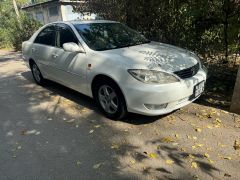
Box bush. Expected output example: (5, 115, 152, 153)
(0, 13, 42, 51)
(0, 28, 12, 48)
(7, 13, 42, 50)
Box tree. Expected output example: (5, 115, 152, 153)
(0, 0, 42, 50)
(13, 0, 21, 26)
(72, 0, 240, 61)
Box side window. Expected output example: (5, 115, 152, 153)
(34, 25, 56, 46)
(36, 11, 44, 24)
(49, 6, 58, 17)
(56, 24, 78, 48)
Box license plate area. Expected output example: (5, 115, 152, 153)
(194, 81, 205, 98)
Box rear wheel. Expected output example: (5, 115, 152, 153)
(30, 62, 45, 85)
(93, 79, 127, 119)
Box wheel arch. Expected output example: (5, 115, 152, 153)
(91, 74, 128, 106)
(29, 58, 35, 68)
(28, 58, 45, 79)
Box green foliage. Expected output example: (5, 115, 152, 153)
(0, 0, 42, 50)
(8, 13, 42, 50)
(75, 0, 240, 59)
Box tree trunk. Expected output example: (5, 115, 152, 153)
(125, 0, 134, 28)
(230, 66, 240, 114)
(13, 0, 20, 19)
(12, 0, 22, 28)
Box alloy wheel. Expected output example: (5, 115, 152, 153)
(98, 85, 119, 114)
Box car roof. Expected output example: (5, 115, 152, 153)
(69, 20, 119, 25)
(46, 20, 119, 27)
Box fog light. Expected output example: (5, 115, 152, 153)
(144, 103, 167, 110)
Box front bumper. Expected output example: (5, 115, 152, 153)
(122, 68, 207, 116)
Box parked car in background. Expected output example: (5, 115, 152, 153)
(22, 20, 207, 119)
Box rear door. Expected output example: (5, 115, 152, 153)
(32, 25, 56, 78)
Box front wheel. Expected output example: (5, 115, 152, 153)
(94, 81, 127, 119)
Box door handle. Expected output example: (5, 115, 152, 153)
(32, 48, 37, 52)
(52, 53, 58, 58)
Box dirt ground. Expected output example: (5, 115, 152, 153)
(0, 49, 240, 180)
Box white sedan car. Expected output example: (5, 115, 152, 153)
(22, 20, 207, 119)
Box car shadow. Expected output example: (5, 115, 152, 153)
(21, 71, 166, 125)
(21, 71, 99, 111)
(122, 112, 171, 125)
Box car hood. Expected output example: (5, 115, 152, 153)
(100, 41, 199, 72)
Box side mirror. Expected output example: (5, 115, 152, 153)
(63, 42, 84, 53)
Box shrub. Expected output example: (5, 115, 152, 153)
(7, 13, 42, 50)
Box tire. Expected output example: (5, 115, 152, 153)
(30, 62, 45, 85)
(93, 79, 127, 119)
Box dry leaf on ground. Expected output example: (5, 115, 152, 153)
(234, 140, 240, 150)
(93, 163, 103, 169)
(149, 153, 158, 159)
(89, 129, 94, 134)
(204, 153, 210, 158)
(111, 144, 120, 149)
(66, 119, 75, 123)
(208, 159, 214, 164)
(161, 137, 175, 143)
(193, 136, 197, 140)
(195, 128, 202, 132)
(166, 159, 174, 165)
(130, 160, 136, 164)
(20, 129, 40, 135)
(207, 125, 213, 129)
(224, 173, 231, 177)
(224, 156, 232, 160)
(188, 154, 195, 159)
(191, 162, 198, 169)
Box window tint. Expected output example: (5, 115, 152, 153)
(34, 25, 56, 46)
(56, 24, 78, 48)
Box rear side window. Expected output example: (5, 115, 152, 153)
(56, 24, 78, 48)
(34, 25, 56, 46)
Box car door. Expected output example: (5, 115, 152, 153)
(32, 25, 57, 78)
(48, 23, 88, 94)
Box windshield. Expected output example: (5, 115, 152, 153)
(74, 23, 150, 51)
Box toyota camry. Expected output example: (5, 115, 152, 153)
(22, 20, 207, 119)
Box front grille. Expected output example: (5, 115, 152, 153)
(174, 63, 200, 79)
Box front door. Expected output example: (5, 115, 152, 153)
(48, 23, 88, 94)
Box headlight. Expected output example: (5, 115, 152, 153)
(128, 69, 180, 84)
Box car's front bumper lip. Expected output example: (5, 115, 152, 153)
(123, 68, 207, 116)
